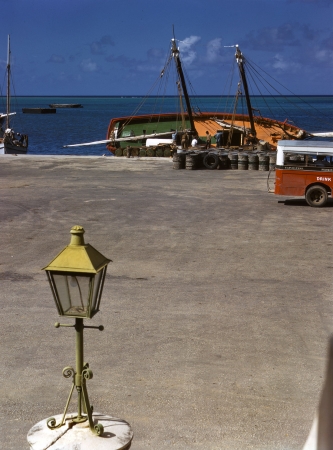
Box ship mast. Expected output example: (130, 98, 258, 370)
(6, 35, 10, 130)
(176, 80, 186, 131)
(171, 38, 196, 134)
(235, 45, 256, 137)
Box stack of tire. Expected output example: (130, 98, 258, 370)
(173, 150, 276, 171)
(114, 144, 175, 158)
(186, 152, 201, 170)
(173, 152, 186, 169)
(202, 152, 220, 170)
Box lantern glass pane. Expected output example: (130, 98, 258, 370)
(91, 269, 102, 313)
(53, 274, 92, 317)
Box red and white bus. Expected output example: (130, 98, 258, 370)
(271, 140, 333, 207)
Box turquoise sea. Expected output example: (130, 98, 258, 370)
(2, 95, 333, 155)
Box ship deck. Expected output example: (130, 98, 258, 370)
(109, 112, 302, 148)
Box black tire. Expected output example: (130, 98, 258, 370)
(203, 153, 219, 170)
(305, 185, 328, 207)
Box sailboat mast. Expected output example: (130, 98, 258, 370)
(235, 45, 256, 137)
(171, 38, 196, 133)
(6, 35, 10, 130)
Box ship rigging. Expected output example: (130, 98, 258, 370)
(64, 33, 333, 153)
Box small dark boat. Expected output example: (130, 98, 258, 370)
(22, 108, 56, 114)
(49, 104, 83, 108)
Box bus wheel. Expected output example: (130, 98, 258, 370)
(305, 185, 328, 207)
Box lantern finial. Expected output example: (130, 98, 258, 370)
(70, 225, 85, 246)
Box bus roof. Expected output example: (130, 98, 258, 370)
(277, 140, 333, 154)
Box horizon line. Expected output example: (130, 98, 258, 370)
(9, 94, 333, 98)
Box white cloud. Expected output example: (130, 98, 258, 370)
(272, 54, 288, 70)
(272, 53, 300, 72)
(80, 59, 97, 72)
(315, 49, 333, 63)
(206, 38, 222, 63)
(178, 35, 201, 65)
(90, 35, 114, 55)
(47, 54, 65, 64)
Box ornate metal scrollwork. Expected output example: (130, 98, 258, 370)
(82, 367, 93, 380)
(62, 366, 75, 378)
(48, 318, 105, 436)
(46, 376, 75, 430)
(46, 417, 57, 429)
(94, 423, 104, 436)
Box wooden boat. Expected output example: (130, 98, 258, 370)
(22, 108, 56, 114)
(64, 34, 332, 154)
(104, 41, 312, 155)
(49, 104, 83, 108)
(0, 36, 28, 155)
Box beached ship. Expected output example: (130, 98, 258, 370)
(65, 34, 332, 155)
(104, 40, 321, 156)
(0, 36, 28, 155)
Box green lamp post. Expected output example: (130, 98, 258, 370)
(42, 225, 111, 436)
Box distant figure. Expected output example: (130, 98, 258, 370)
(4, 128, 14, 143)
(110, 130, 115, 144)
(181, 132, 189, 149)
(214, 130, 223, 148)
(191, 137, 198, 147)
(205, 131, 211, 149)
(172, 130, 178, 145)
(316, 155, 330, 167)
(13, 132, 21, 145)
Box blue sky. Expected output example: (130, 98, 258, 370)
(1, 0, 332, 95)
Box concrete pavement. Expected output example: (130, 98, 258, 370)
(0, 155, 332, 449)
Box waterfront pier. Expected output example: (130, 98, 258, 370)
(0, 156, 331, 449)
